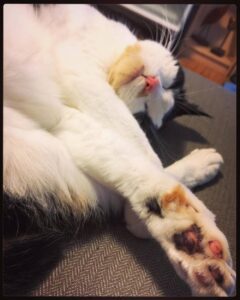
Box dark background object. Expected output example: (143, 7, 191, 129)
(230, 72, 236, 84)
(210, 17, 236, 57)
(93, 4, 197, 55)
(191, 5, 229, 46)
(178, 4, 236, 85)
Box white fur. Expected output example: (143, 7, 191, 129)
(3, 4, 235, 296)
(165, 148, 224, 188)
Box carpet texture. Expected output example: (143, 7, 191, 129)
(32, 69, 236, 296)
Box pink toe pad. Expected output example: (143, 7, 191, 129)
(209, 240, 223, 258)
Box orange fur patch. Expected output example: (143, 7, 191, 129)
(108, 43, 144, 90)
(162, 185, 188, 210)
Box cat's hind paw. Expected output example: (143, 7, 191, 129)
(168, 148, 224, 188)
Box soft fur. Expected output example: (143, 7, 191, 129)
(3, 4, 235, 296)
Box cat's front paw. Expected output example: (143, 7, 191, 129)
(179, 148, 223, 188)
(144, 184, 235, 296)
(174, 250, 236, 296)
(169, 225, 236, 296)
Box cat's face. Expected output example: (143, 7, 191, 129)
(108, 40, 208, 129)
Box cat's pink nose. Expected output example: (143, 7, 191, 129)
(145, 76, 159, 93)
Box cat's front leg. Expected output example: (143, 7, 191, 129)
(124, 148, 224, 239)
(165, 148, 224, 189)
(55, 108, 235, 296)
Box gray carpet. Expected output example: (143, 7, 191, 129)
(32, 69, 236, 296)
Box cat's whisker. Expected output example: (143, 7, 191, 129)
(157, 23, 162, 44)
(171, 10, 190, 55)
(158, 24, 162, 45)
(159, 23, 165, 46)
(173, 45, 189, 60)
(175, 37, 192, 51)
(174, 39, 190, 57)
(158, 5, 171, 49)
(163, 5, 174, 50)
(175, 100, 208, 116)
(169, 31, 176, 54)
(167, 30, 174, 51)
(141, 19, 154, 40)
(167, 31, 174, 51)
(162, 25, 169, 49)
(156, 21, 163, 46)
(155, 22, 159, 42)
(171, 24, 185, 55)
(175, 101, 200, 115)
(158, 23, 166, 47)
(160, 25, 168, 48)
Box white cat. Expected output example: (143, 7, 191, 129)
(3, 4, 235, 296)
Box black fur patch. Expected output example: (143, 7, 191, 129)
(4, 193, 76, 238)
(3, 192, 105, 239)
(163, 64, 211, 123)
(146, 197, 163, 218)
(3, 232, 65, 296)
(3, 192, 107, 295)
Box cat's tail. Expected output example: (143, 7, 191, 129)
(3, 231, 66, 296)
(3, 191, 103, 296)
(3, 192, 69, 296)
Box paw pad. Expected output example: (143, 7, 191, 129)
(173, 224, 203, 254)
(209, 240, 223, 258)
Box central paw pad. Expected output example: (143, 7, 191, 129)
(173, 224, 203, 254)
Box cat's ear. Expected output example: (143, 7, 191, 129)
(108, 43, 144, 91)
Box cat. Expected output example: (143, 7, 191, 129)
(3, 4, 235, 296)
